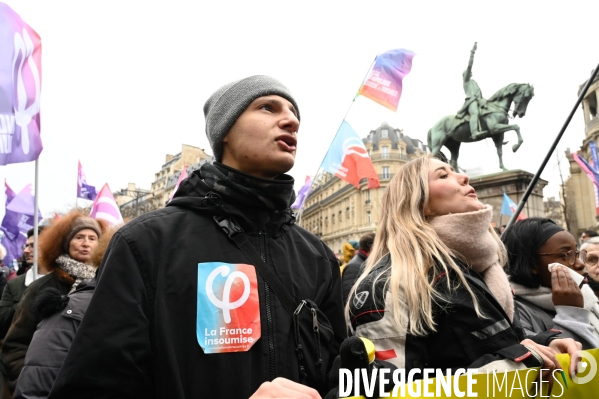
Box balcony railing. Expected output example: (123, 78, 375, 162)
(371, 153, 408, 161)
(586, 117, 599, 133)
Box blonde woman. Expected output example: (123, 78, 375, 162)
(348, 155, 581, 380)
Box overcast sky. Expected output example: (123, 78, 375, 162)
(2, 0, 598, 217)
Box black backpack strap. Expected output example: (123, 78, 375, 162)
(213, 215, 297, 316)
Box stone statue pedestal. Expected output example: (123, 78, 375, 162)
(469, 170, 547, 227)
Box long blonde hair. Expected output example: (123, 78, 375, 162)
(347, 155, 503, 336)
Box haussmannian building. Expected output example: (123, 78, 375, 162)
(115, 144, 212, 220)
(565, 72, 599, 234)
(299, 123, 428, 256)
(114, 183, 153, 220)
(150, 144, 211, 207)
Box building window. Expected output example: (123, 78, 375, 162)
(331, 214, 335, 225)
(382, 146, 389, 159)
(367, 211, 371, 225)
(589, 95, 598, 119)
(381, 129, 388, 138)
(338, 211, 343, 227)
(382, 166, 390, 179)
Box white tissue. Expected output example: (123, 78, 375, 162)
(548, 262, 585, 286)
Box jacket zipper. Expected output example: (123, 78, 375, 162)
(260, 230, 276, 380)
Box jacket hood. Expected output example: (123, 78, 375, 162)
(342, 243, 355, 264)
(168, 162, 296, 233)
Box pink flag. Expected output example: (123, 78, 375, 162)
(0, 3, 43, 165)
(89, 183, 123, 225)
(572, 152, 599, 188)
(358, 48, 415, 112)
(169, 167, 188, 202)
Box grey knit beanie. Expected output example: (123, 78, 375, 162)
(63, 217, 102, 252)
(203, 75, 300, 162)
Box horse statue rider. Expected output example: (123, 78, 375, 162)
(455, 42, 487, 140)
(427, 43, 535, 171)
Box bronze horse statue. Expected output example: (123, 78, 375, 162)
(427, 83, 534, 171)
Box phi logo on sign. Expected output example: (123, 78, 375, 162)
(206, 265, 250, 323)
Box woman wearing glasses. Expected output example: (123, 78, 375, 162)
(580, 237, 599, 299)
(502, 218, 599, 349)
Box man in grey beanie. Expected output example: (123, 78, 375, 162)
(48, 75, 345, 399)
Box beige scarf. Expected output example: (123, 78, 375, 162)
(430, 205, 514, 321)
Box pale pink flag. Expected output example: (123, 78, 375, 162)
(169, 167, 188, 202)
(89, 183, 123, 225)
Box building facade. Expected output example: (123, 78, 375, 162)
(299, 123, 428, 256)
(114, 183, 153, 220)
(565, 73, 599, 234)
(115, 144, 212, 220)
(469, 170, 548, 227)
(544, 196, 567, 229)
(150, 144, 211, 207)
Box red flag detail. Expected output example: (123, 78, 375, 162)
(375, 349, 397, 361)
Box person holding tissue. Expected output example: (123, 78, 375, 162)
(502, 218, 599, 349)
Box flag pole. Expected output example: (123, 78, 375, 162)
(503, 61, 599, 235)
(32, 159, 39, 281)
(296, 53, 380, 224)
(76, 160, 79, 209)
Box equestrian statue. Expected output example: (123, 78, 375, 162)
(427, 42, 535, 171)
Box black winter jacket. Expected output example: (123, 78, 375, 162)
(14, 279, 95, 399)
(349, 256, 559, 376)
(342, 251, 367, 305)
(2, 272, 71, 393)
(0, 274, 27, 339)
(48, 163, 346, 399)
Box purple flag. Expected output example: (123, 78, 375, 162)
(0, 3, 43, 165)
(0, 180, 32, 264)
(1, 234, 24, 265)
(291, 176, 312, 210)
(6, 183, 41, 216)
(77, 160, 97, 200)
(0, 180, 19, 239)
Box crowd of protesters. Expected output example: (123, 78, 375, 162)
(0, 75, 596, 399)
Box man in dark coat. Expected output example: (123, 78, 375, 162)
(342, 233, 374, 304)
(0, 228, 44, 340)
(48, 76, 346, 399)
